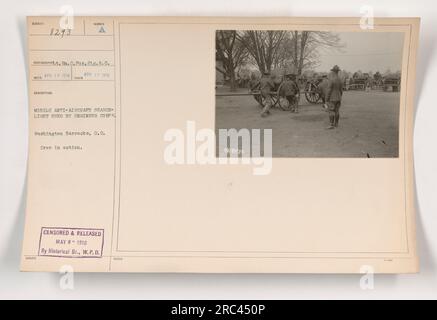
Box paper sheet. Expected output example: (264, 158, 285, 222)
(21, 16, 419, 273)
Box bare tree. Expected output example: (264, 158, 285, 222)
(288, 31, 343, 75)
(215, 31, 248, 90)
(236, 31, 287, 74)
(216, 30, 343, 90)
(235, 30, 342, 76)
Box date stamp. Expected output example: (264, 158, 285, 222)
(38, 227, 104, 258)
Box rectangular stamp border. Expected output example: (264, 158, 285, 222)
(38, 227, 105, 259)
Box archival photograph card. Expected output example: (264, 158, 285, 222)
(21, 17, 419, 273)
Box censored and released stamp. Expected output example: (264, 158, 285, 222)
(38, 227, 104, 258)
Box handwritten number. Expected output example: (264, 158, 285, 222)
(50, 28, 72, 38)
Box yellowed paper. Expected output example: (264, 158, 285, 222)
(21, 16, 419, 273)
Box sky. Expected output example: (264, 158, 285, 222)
(315, 32, 405, 74)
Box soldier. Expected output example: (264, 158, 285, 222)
(280, 72, 300, 113)
(260, 71, 274, 117)
(326, 65, 343, 129)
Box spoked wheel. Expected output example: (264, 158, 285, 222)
(277, 83, 300, 111)
(304, 82, 321, 104)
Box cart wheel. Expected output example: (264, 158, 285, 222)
(277, 84, 300, 111)
(304, 82, 321, 104)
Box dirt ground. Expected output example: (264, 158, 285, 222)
(215, 87, 400, 157)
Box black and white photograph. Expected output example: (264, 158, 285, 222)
(215, 30, 404, 157)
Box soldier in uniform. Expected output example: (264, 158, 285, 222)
(280, 72, 300, 113)
(326, 65, 343, 129)
(260, 71, 275, 117)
